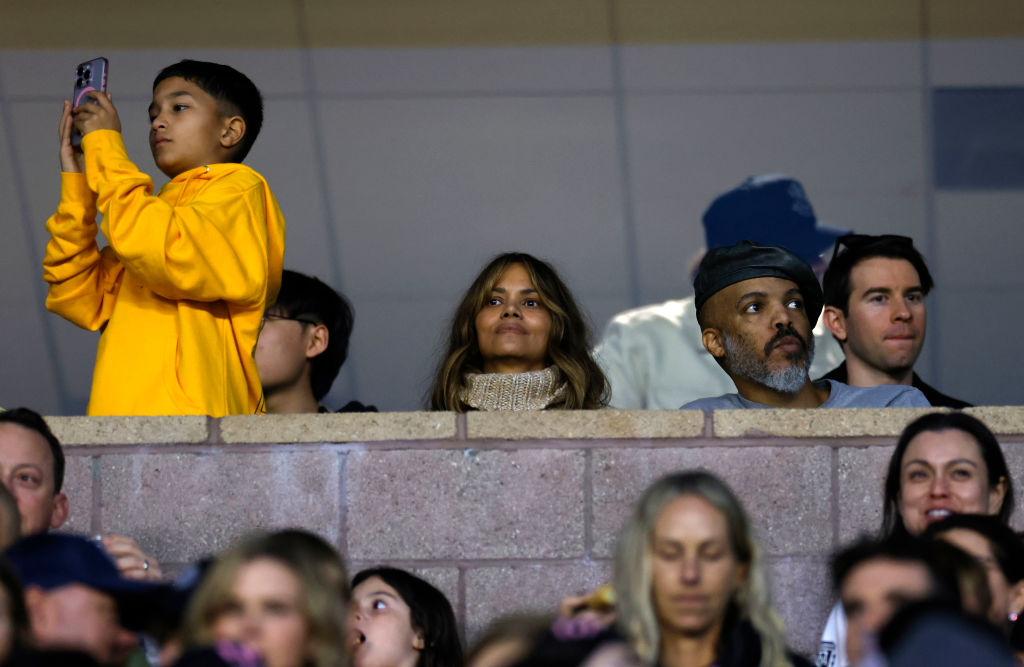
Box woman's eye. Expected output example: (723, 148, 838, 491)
(906, 469, 927, 481)
(372, 599, 387, 611)
(487, 298, 501, 306)
(265, 601, 292, 615)
(951, 468, 972, 480)
(173, 104, 188, 112)
(524, 299, 539, 307)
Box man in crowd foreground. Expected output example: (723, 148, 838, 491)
(820, 233, 971, 408)
(7, 533, 162, 665)
(680, 241, 930, 410)
(0, 408, 161, 580)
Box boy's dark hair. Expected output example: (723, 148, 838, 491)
(352, 567, 464, 667)
(153, 59, 263, 162)
(823, 234, 934, 314)
(0, 408, 64, 493)
(270, 270, 354, 401)
(832, 537, 962, 609)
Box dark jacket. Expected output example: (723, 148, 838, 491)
(819, 362, 971, 409)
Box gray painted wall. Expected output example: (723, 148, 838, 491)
(2, 39, 1022, 413)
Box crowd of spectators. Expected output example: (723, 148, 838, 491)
(0, 408, 1022, 666)
(10, 53, 1018, 667)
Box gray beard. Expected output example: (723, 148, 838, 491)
(723, 331, 813, 395)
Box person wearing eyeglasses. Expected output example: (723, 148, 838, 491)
(819, 234, 971, 408)
(254, 270, 376, 414)
(680, 241, 930, 410)
(594, 175, 847, 410)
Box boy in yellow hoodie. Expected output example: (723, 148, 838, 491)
(43, 60, 286, 416)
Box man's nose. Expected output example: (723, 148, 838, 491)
(892, 299, 912, 321)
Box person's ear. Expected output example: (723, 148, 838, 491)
(305, 324, 329, 360)
(701, 327, 725, 360)
(49, 492, 69, 531)
(220, 115, 246, 150)
(822, 306, 848, 344)
(412, 628, 425, 651)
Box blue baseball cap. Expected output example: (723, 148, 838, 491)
(6, 533, 165, 630)
(702, 175, 850, 264)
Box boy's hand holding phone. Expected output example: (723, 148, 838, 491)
(73, 90, 122, 136)
(58, 100, 84, 173)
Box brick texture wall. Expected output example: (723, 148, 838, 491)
(47, 407, 1024, 657)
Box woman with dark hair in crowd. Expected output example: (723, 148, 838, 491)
(614, 470, 808, 667)
(180, 530, 349, 667)
(818, 411, 1015, 666)
(348, 567, 463, 667)
(428, 252, 608, 412)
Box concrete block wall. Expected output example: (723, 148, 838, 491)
(48, 407, 1024, 657)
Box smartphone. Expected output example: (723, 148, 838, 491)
(71, 57, 108, 147)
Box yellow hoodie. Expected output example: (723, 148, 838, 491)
(43, 130, 286, 416)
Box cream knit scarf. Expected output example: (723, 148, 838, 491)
(460, 366, 567, 411)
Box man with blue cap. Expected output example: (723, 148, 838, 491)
(7, 533, 164, 665)
(595, 175, 847, 409)
(680, 241, 929, 409)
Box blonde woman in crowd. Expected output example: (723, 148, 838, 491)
(429, 252, 608, 412)
(614, 471, 809, 667)
(180, 530, 349, 667)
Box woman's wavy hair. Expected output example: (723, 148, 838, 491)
(428, 252, 608, 411)
(613, 471, 792, 667)
(183, 529, 349, 667)
(882, 412, 1013, 540)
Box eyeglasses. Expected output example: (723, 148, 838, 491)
(830, 233, 916, 265)
(259, 313, 320, 332)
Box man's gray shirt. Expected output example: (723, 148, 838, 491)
(680, 379, 931, 410)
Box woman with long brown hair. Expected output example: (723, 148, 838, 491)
(429, 252, 608, 412)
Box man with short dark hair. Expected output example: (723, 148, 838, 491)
(822, 537, 961, 667)
(820, 234, 970, 408)
(0, 408, 162, 581)
(680, 241, 930, 409)
(0, 408, 68, 536)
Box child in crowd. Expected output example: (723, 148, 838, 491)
(255, 270, 376, 414)
(43, 59, 286, 416)
(349, 567, 464, 667)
